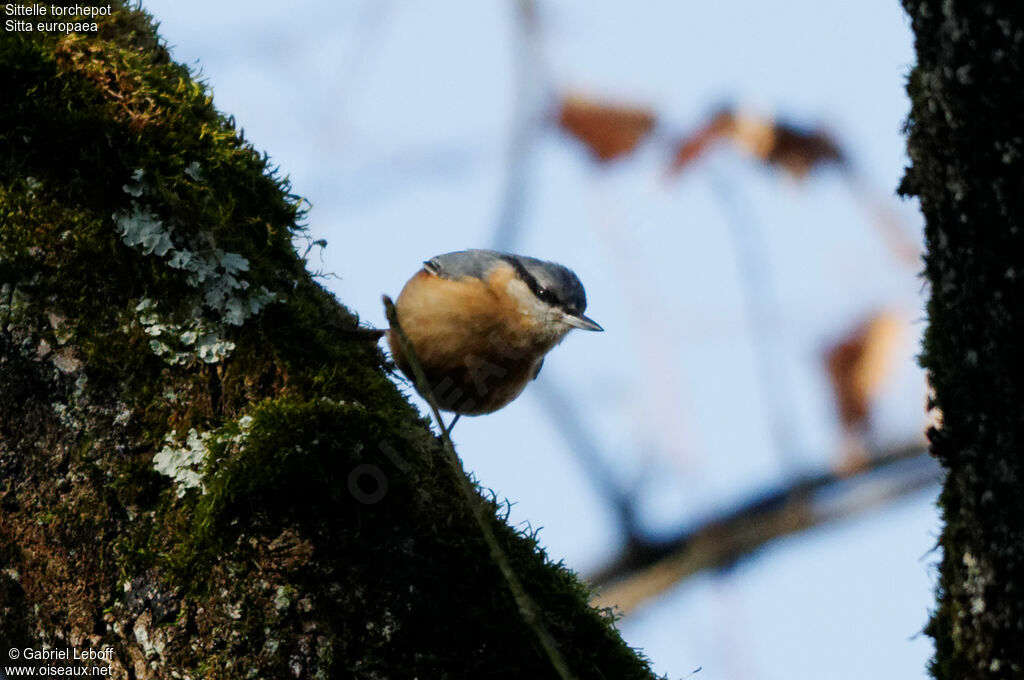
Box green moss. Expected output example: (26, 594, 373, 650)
(169, 398, 400, 576)
(1, 4, 659, 678)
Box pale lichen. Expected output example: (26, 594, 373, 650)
(153, 429, 210, 497)
(135, 297, 236, 365)
(116, 170, 276, 329)
(152, 416, 256, 497)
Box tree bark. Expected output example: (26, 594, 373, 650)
(901, 2, 1024, 677)
(0, 6, 656, 679)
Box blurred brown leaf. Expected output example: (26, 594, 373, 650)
(558, 94, 656, 163)
(669, 107, 846, 179)
(825, 311, 905, 432)
(760, 119, 845, 178)
(668, 108, 737, 175)
(668, 109, 735, 174)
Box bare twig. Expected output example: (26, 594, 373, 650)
(383, 295, 578, 680)
(532, 379, 642, 541)
(588, 442, 936, 615)
(492, 0, 547, 251)
(706, 163, 801, 467)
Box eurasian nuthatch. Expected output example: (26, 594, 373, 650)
(388, 249, 602, 418)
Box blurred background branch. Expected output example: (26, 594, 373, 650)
(589, 440, 935, 615)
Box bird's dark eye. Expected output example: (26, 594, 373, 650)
(535, 286, 557, 304)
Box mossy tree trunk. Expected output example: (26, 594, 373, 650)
(901, 2, 1024, 677)
(0, 5, 657, 679)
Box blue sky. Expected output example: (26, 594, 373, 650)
(141, 1, 938, 677)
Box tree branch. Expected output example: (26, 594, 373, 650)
(589, 442, 936, 615)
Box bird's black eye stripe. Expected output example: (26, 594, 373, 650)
(501, 256, 541, 294)
(501, 255, 575, 311)
(535, 286, 556, 304)
(501, 255, 532, 282)
(505, 258, 551, 300)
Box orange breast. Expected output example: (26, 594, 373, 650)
(387, 263, 548, 415)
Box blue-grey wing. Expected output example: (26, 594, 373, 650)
(424, 249, 507, 281)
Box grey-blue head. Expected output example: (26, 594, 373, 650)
(425, 249, 603, 332)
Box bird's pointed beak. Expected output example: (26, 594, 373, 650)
(564, 312, 603, 332)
